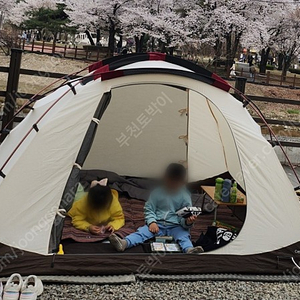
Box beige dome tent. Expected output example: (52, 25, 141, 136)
(0, 53, 299, 276)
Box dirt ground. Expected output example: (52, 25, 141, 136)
(0, 52, 299, 129)
(227, 81, 300, 120)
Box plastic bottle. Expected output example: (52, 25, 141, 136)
(230, 181, 237, 203)
(214, 178, 224, 201)
(221, 179, 232, 203)
(57, 244, 64, 255)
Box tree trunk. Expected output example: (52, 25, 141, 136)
(278, 53, 284, 71)
(85, 30, 95, 46)
(135, 34, 145, 53)
(134, 37, 140, 53)
(282, 54, 292, 79)
(213, 38, 223, 66)
(96, 29, 101, 46)
(151, 37, 155, 52)
(225, 32, 232, 69)
(259, 47, 270, 74)
(225, 32, 239, 69)
(232, 34, 241, 62)
(108, 21, 115, 57)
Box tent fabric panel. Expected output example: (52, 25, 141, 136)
(0, 80, 104, 255)
(0, 86, 72, 182)
(49, 92, 112, 252)
(188, 91, 228, 181)
(198, 88, 300, 255)
(83, 84, 188, 178)
(208, 103, 245, 189)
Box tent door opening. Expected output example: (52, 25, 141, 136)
(52, 83, 246, 255)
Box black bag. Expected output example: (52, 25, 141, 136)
(194, 226, 237, 252)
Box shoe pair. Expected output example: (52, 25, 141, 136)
(1, 274, 43, 300)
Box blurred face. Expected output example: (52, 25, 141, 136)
(87, 184, 112, 210)
(164, 177, 185, 192)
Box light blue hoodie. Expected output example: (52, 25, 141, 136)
(144, 186, 192, 229)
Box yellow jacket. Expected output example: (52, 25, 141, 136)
(68, 189, 125, 232)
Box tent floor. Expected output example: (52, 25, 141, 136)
(61, 205, 245, 254)
(1, 240, 300, 276)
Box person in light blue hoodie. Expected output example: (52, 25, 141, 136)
(109, 163, 204, 254)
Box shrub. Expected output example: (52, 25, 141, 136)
(266, 64, 275, 70)
(289, 68, 300, 75)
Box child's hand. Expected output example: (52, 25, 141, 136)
(186, 215, 197, 225)
(149, 223, 159, 234)
(105, 225, 115, 233)
(89, 225, 102, 235)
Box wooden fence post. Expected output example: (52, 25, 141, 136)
(234, 76, 247, 102)
(1, 49, 23, 135)
(52, 41, 56, 54)
(74, 46, 77, 59)
(293, 74, 296, 88)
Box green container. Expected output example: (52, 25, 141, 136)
(214, 178, 224, 200)
(230, 181, 237, 203)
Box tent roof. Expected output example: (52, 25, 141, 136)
(87, 52, 231, 92)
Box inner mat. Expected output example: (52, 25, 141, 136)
(83, 84, 188, 177)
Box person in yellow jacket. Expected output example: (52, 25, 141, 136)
(68, 181, 125, 235)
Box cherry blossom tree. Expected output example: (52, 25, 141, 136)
(120, 0, 190, 54)
(65, 0, 132, 56)
(118, 0, 152, 53)
(0, 0, 16, 29)
(9, 0, 73, 43)
(272, 5, 300, 77)
(196, 0, 249, 66)
(241, 2, 276, 73)
(9, 0, 56, 27)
